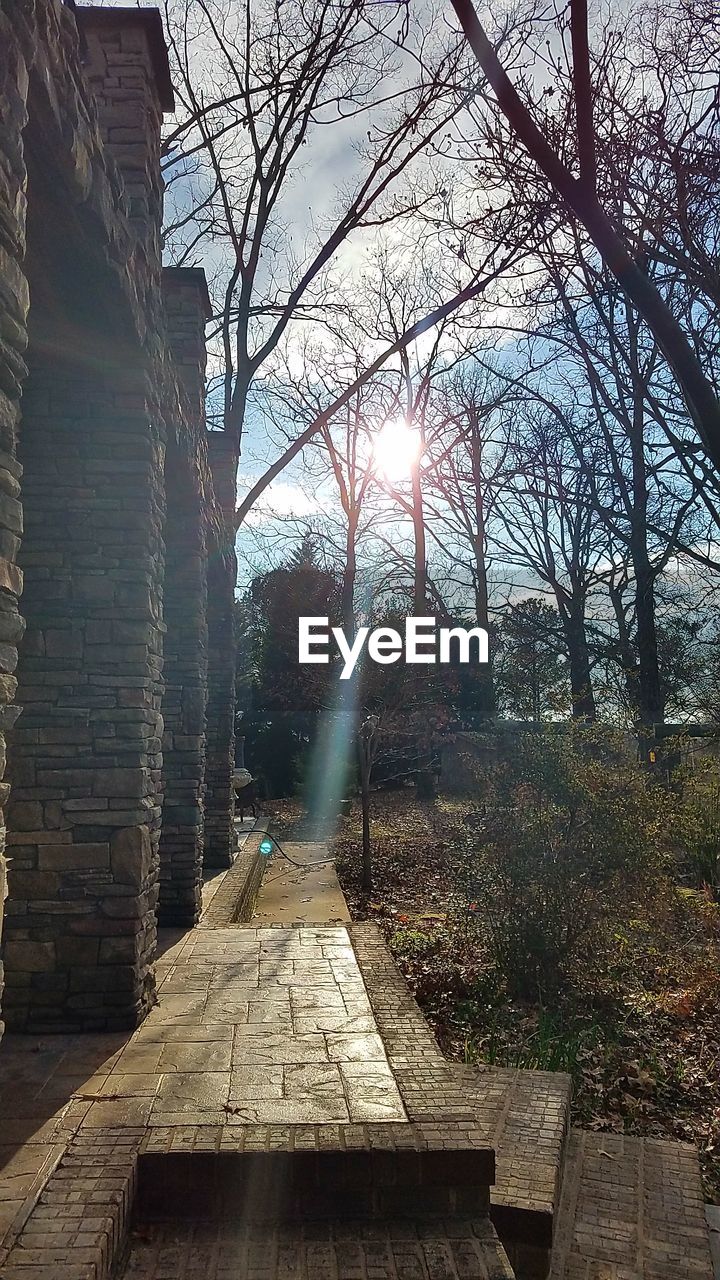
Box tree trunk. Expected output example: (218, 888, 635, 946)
(410, 449, 436, 796)
(561, 603, 596, 720)
(411, 457, 427, 614)
(342, 516, 358, 639)
(633, 558, 663, 727)
(627, 325, 664, 730)
(226, 361, 252, 443)
(359, 752, 372, 891)
(470, 422, 496, 721)
(608, 581, 641, 721)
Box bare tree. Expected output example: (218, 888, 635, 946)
(492, 400, 604, 720)
(163, 0, 468, 443)
(449, 0, 720, 476)
(234, 251, 519, 526)
(421, 366, 510, 721)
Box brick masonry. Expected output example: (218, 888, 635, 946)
(550, 1129, 714, 1280)
(0, 907, 715, 1278)
(0, 1124, 142, 1280)
(122, 1217, 516, 1280)
(349, 924, 570, 1277)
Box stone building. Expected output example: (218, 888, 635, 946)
(0, 0, 239, 1035)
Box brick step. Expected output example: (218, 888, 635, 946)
(137, 1120, 495, 1223)
(549, 1130, 715, 1280)
(122, 1215, 517, 1279)
(349, 924, 572, 1276)
(455, 1064, 571, 1278)
(391, 1061, 571, 1279)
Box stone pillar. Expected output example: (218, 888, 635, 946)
(0, 8, 30, 1041)
(204, 432, 238, 868)
(157, 269, 211, 925)
(78, 7, 174, 273)
(162, 269, 211, 421)
(2, 350, 166, 1032)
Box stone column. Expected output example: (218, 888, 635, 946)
(204, 432, 239, 868)
(79, 7, 174, 274)
(157, 270, 211, 925)
(0, 7, 30, 1041)
(2, 351, 166, 1032)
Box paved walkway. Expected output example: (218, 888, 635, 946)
(0, 818, 716, 1280)
(0, 829, 404, 1245)
(251, 841, 351, 926)
(98, 923, 406, 1127)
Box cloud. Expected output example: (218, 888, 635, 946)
(238, 480, 329, 527)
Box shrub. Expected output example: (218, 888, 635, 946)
(461, 729, 671, 999)
(673, 756, 720, 894)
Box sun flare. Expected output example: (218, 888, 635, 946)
(371, 420, 422, 483)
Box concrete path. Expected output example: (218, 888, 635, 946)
(0, 827, 402, 1249)
(97, 923, 407, 1127)
(251, 840, 351, 926)
(0, 924, 406, 1146)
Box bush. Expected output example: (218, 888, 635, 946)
(673, 756, 720, 894)
(461, 729, 671, 999)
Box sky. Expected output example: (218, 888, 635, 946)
(81, 1, 720, 625)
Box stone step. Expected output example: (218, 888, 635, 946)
(137, 1120, 496, 1223)
(549, 1130, 715, 1280)
(122, 1215, 517, 1279)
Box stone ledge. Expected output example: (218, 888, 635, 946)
(200, 819, 268, 927)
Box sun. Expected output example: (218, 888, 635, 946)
(371, 420, 422, 483)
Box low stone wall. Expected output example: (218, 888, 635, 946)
(201, 823, 269, 928)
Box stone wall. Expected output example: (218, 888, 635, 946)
(0, 0, 237, 1032)
(4, 347, 165, 1029)
(81, 7, 171, 276)
(157, 271, 212, 926)
(204, 432, 239, 869)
